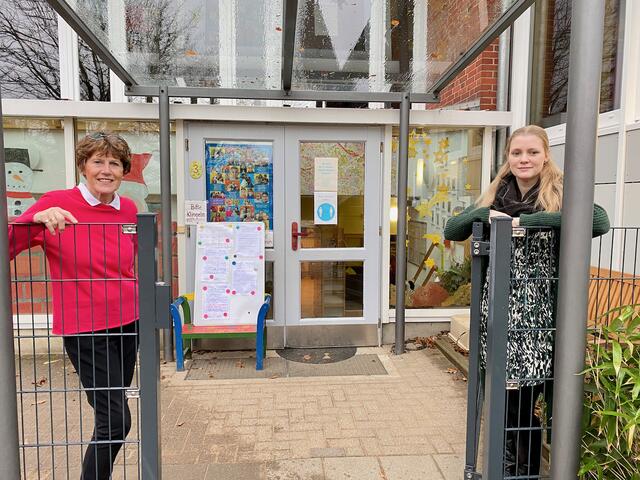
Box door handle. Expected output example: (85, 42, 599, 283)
(291, 222, 309, 251)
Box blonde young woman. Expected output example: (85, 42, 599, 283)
(445, 125, 609, 476)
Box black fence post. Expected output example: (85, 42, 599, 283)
(483, 217, 512, 479)
(464, 222, 488, 479)
(137, 213, 164, 479)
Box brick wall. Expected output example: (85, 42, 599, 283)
(426, 0, 500, 110)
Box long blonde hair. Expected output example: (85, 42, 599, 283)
(477, 125, 564, 212)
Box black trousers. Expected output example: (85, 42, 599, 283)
(64, 321, 138, 480)
(505, 383, 545, 477)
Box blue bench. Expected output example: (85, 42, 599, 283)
(170, 293, 271, 371)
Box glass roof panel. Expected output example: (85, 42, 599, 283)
(67, 0, 283, 89)
(292, 0, 517, 94)
(61, 0, 519, 93)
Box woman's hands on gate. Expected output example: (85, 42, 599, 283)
(34, 207, 78, 234)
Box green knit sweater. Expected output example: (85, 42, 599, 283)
(444, 204, 610, 241)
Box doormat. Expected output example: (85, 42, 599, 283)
(275, 347, 357, 364)
(184, 354, 387, 380)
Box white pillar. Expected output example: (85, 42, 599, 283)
(368, 0, 386, 109)
(264, 0, 284, 107)
(509, 6, 533, 129)
(108, 0, 127, 102)
(57, 17, 80, 101)
(219, 0, 237, 105)
(412, 0, 428, 110)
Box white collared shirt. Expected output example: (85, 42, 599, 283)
(77, 183, 121, 210)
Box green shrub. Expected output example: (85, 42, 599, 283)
(438, 257, 471, 295)
(580, 305, 640, 480)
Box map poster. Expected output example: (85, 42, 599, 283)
(205, 141, 274, 246)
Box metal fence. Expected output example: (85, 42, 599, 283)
(5, 214, 168, 480)
(464, 221, 640, 480)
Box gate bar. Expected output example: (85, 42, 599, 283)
(464, 222, 487, 478)
(0, 84, 22, 480)
(394, 92, 410, 354)
(159, 86, 174, 362)
(551, 1, 606, 477)
(138, 213, 163, 479)
(482, 217, 512, 479)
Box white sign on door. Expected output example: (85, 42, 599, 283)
(314, 157, 338, 192)
(314, 191, 338, 225)
(184, 200, 207, 225)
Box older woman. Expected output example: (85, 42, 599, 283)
(445, 125, 609, 477)
(9, 132, 138, 480)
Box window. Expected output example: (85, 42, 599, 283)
(3, 117, 66, 214)
(530, 0, 622, 127)
(390, 127, 483, 309)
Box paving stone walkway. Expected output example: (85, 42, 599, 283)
(15, 346, 469, 479)
(158, 347, 468, 480)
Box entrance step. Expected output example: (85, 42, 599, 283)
(448, 314, 470, 352)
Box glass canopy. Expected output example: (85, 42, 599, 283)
(57, 0, 523, 96)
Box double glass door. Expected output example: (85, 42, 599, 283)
(184, 123, 382, 346)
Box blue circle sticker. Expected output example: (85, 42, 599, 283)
(317, 203, 335, 222)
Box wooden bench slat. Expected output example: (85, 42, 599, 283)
(182, 324, 257, 335)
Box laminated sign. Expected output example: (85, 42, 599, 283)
(193, 222, 265, 326)
(314, 192, 338, 225)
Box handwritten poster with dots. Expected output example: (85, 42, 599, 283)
(193, 222, 265, 326)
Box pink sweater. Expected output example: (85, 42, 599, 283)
(8, 188, 139, 335)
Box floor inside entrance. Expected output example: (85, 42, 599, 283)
(160, 346, 467, 479)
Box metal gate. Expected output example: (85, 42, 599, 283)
(464, 219, 640, 479)
(5, 214, 169, 480)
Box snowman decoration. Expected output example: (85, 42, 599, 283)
(5, 148, 37, 219)
(118, 152, 152, 212)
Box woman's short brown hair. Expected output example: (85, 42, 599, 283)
(76, 132, 132, 174)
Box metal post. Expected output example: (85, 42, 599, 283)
(551, 1, 606, 478)
(159, 86, 174, 362)
(464, 222, 487, 478)
(137, 213, 162, 479)
(483, 217, 511, 479)
(0, 84, 22, 480)
(394, 92, 410, 355)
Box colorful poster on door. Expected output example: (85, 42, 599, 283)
(205, 140, 274, 246)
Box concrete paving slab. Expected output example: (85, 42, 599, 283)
(432, 453, 465, 480)
(265, 458, 324, 480)
(378, 455, 443, 480)
(203, 462, 263, 480)
(323, 457, 383, 480)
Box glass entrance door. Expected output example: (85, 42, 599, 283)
(284, 127, 382, 346)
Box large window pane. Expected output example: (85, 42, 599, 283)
(76, 120, 177, 212)
(3, 117, 66, 218)
(4, 117, 65, 325)
(0, 0, 60, 99)
(299, 142, 365, 248)
(390, 128, 483, 309)
(530, 0, 621, 127)
(301, 261, 364, 318)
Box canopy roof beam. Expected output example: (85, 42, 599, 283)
(46, 0, 137, 87)
(125, 86, 438, 103)
(282, 0, 299, 92)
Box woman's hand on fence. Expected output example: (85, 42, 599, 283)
(33, 208, 78, 234)
(511, 217, 520, 228)
(489, 209, 511, 224)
